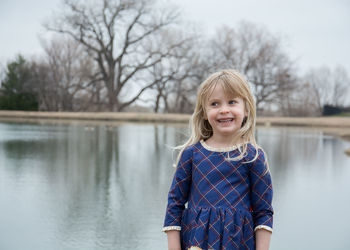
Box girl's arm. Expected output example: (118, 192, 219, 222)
(255, 229, 272, 250)
(163, 147, 193, 247)
(249, 148, 274, 248)
(166, 230, 181, 250)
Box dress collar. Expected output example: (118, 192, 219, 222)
(200, 140, 242, 152)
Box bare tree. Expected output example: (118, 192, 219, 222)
(0, 63, 5, 88)
(32, 36, 97, 111)
(332, 66, 350, 106)
(277, 77, 320, 116)
(30, 62, 54, 111)
(169, 55, 213, 113)
(44, 0, 180, 111)
(207, 22, 296, 113)
(304, 67, 331, 114)
(144, 28, 202, 113)
(302, 65, 350, 115)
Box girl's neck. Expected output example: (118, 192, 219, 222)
(205, 134, 243, 148)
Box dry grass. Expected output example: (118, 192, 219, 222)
(1, 110, 350, 125)
(1, 110, 350, 145)
(0, 111, 191, 123)
(257, 116, 350, 128)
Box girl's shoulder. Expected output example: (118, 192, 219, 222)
(184, 142, 199, 151)
(180, 143, 198, 159)
(244, 143, 267, 162)
(245, 143, 261, 153)
(185, 141, 203, 152)
(180, 141, 206, 159)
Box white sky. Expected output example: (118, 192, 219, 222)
(1, 0, 349, 74)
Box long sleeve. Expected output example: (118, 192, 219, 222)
(249, 148, 274, 232)
(162, 146, 193, 232)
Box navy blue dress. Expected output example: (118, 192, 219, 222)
(163, 141, 273, 250)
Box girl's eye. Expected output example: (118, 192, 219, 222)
(229, 100, 237, 104)
(210, 102, 219, 106)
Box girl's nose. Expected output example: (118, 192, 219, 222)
(219, 106, 229, 114)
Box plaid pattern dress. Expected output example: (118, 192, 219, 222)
(163, 141, 273, 250)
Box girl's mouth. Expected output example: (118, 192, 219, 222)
(218, 118, 233, 123)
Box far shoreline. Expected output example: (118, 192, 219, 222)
(1, 111, 350, 153)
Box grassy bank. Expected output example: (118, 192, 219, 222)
(0, 110, 191, 123)
(1, 110, 350, 127)
(1, 110, 350, 147)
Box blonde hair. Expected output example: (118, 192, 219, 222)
(175, 69, 260, 165)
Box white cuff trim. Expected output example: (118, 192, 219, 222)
(162, 226, 181, 232)
(254, 225, 273, 233)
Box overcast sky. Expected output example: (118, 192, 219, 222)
(1, 0, 349, 74)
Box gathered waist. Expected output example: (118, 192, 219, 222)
(186, 205, 251, 216)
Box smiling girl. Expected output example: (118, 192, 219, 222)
(162, 69, 274, 250)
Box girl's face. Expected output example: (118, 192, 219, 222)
(205, 83, 246, 142)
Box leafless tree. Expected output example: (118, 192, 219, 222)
(332, 66, 350, 106)
(144, 29, 203, 113)
(303, 67, 331, 115)
(302, 65, 350, 115)
(277, 78, 319, 116)
(30, 62, 53, 111)
(207, 22, 296, 113)
(44, 0, 180, 111)
(0, 63, 5, 87)
(32, 36, 97, 111)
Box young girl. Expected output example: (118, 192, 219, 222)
(162, 69, 273, 250)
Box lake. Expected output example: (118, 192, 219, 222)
(0, 121, 349, 250)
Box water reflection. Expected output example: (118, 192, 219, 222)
(0, 122, 349, 250)
(257, 126, 350, 250)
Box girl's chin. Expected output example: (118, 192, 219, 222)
(218, 122, 233, 126)
(216, 120, 235, 126)
(214, 128, 240, 135)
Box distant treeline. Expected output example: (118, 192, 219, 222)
(0, 0, 349, 116)
(323, 105, 350, 116)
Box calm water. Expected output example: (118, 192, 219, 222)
(0, 121, 349, 250)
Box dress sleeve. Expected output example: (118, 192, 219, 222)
(162, 147, 193, 232)
(249, 148, 274, 233)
